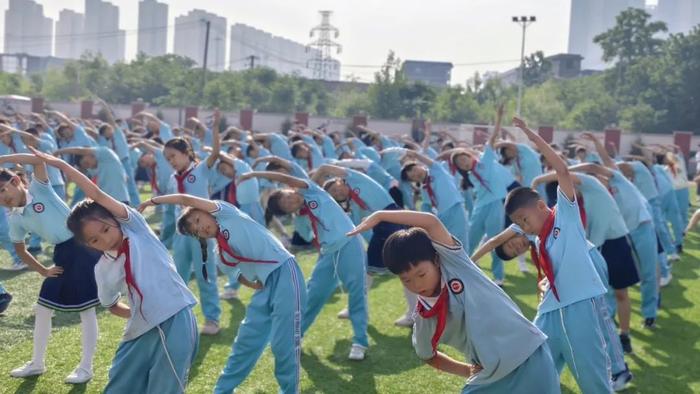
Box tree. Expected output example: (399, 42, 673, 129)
(521, 51, 553, 86)
(594, 8, 667, 66)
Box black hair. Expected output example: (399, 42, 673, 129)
(655, 154, 666, 165)
(66, 199, 118, 245)
(322, 177, 350, 211)
(164, 137, 196, 162)
(290, 142, 304, 158)
(494, 244, 516, 261)
(459, 171, 474, 191)
(0, 168, 16, 183)
(266, 190, 286, 217)
(152, 137, 164, 145)
(499, 146, 514, 166)
(382, 227, 438, 275)
(441, 141, 455, 151)
(545, 181, 559, 208)
(56, 124, 71, 137)
(400, 162, 419, 182)
(24, 127, 39, 136)
(504, 187, 541, 217)
(289, 135, 304, 144)
(266, 161, 285, 172)
(176, 207, 209, 279)
(98, 124, 111, 136)
(246, 144, 255, 156)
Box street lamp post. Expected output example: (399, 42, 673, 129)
(512, 15, 536, 116)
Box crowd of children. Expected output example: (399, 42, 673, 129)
(0, 101, 695, 394)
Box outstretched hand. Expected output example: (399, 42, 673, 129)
(346, 213, 382, 237)
(137, 200, 155, 213)
(28, 146, 63, 167)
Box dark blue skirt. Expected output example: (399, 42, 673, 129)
(367, 203, 406, 273)
(600, 235, 641, 290)
(38, 237, 101, 312)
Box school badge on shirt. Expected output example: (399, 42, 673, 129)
(553, 227, 560, 239)
(187, 174, 196, 183)
(222, 229, 230, 240)
(308, 200, 318, 209)
(448, 278, 464, 294)
(32, 202, 45, 213)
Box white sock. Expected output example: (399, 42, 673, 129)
(517, 254, 528, 269)
(79, 307, 98, 372)
(403, 286, 417, 318)
(31, 304, 52, 367)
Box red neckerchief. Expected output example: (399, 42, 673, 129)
(116, 238, 147, 319)
(149, 164, 160, 195)
(174, 165, 194, 194)
(422, 174, 438, 208)
(299, 201, 323, 250)
(577, 194, 587, 228)
(416, 285, 449, 354)
(306, 156, 313, 171)
(470, 159, 491, 192)
(215, 230, 276, 267)
(528, 208, 560, 301)
(448, 161, 457, 175)
(225, 181, 237, 206)
(346, 185, 368, 210)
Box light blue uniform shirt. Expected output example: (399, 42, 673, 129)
(60, 125, 97, 148)
(535, 188, 607, 314)
(366, 162, 395, 191)
(158, 121, 174, 142)
(413, 237, 547, 385)
(470, 145, 507, 209)
(212, 201, 292, 284)
(421, 162, 464, 214)
(576, 173, 628, 247)
(609, 170, 652, 232)
(209, 159, 259, 205)
(269, 134, 292, 160)
(168, 161, 211, 199)
(358, 146, 381, 163)
(299, 181, 355, 253)
(516, 144, 542, 186)
(651, 164, 673, 195)
(94, 147, 129, 203)
(628, 161, 658, 200)
(153, 149, 174, 192)
(319, 135, 336, 159)
(8, 177, 73, 244)
(37, 140, 65, 186)
(345, 169, 394, 223)
(94, 206, 196, 341)
(380, 147, 407, 180)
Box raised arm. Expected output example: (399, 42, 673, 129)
(239, 171, 308, 189)
(421, 120, 432, 150)
(252, 156, 292, 171)
(513, 117, 576, 200)
(54, 147, 95, 157)
(204, 109, 221, 169)
(28, 147, 128, 219)
(0, 124, 39, 146)
(311, 164, 348, 184)
(581, 132, 616, 169)
(347, 210, 453, 246)
(95, 98, 117, 128)
(403, 149, 434, 166)
(47, 110, 77, 130)
(470, 227, 519, 262)
(488, 104, 505, 147)
(0, 154, 48, 182)
(138, 193, 217, 213)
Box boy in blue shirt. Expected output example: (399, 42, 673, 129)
(347, 209, 559, 393)
(505, 117, 612, 393)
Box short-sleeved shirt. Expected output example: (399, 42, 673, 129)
(366, 161, 395, 190)
(299, 181, 355, 253)
(412, 238, 546, 386)
(153, 149, 174, 192)
(380, 147, 407, 181)
(515, 144, 542, 186)
(168, 161, 211, 199)
(37, 140, 65, 186)
(470, 145, 507, 208)
(8, 177, 73, 244)
(320, 135, 337, 159)
(269, 134, 292, 160)
(158, 121, 174, 142)
(535, 188, 607, 313)
(94, 206, 196, 341)
(209, 159, 259, 205)
(212, 202, 292, 284)
(421, 162, 464, 214)
(651, 164, 673, 195)
(345, 169, 395, 224)
(576, 173, 629, 246)
(608, 170, 652, 232)
(94, 147, 129, 203)
(628, 161, 658, 200)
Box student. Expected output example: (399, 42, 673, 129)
(580, 133, 659, 328)
(53, 146, 130, 205)
(0, 282, 11, 313)
(506, 117, 612, 393)
(163, 110, 222, 335)
(470, 228, 633, 391)
(347, 209, 559, 393)
(291, 140, 325, 172)
(312, 164, 413, 327)
(241, 170, 369, 361)
(140, 194, 306, 394)
(30, 146, 199, 393)
(400, 150, 470, 251)
(0, 154, 100, 384)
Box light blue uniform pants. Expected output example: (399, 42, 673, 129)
(594, 295, 626, 376)
(302, 236, 368, 348)
(650, 197, 673, 279)
(674, 187, 690, 231)
(121, 158, 141, 207)
(159, 203, 176, 249)
(439, 203, 470, 251)
(172, 234, 221, 323)
(535, 299, 612, 394)
(214, 259, 307, 394)
(468, 200, 505, 281)
(0, 209, 20, 264)
(660, 191, 684, 249)
(104, 307, 199, 394)
(629, 221, 659, 319)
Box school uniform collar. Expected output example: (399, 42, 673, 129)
(11, 190, 32, 215)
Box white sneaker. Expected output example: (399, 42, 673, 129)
(348, 344, 367, 361)
(660, 274, 672, 287)
(394, 314, 414, 328)
(337, 308, 349, 319)
(220, 288, 239, 300)
(668, 253, 680, 262)
(200, 320, 220, 335)
(517, 255, 529, 273)
(7, 262, 27, 271)
(10, 361, 45, 378)
(65, 366, 93, 384)
(494, 279, 504, 287)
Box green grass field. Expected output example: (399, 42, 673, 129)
(0, 194, 699, 393)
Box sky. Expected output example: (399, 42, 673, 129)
(0, 0, 649, 85)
